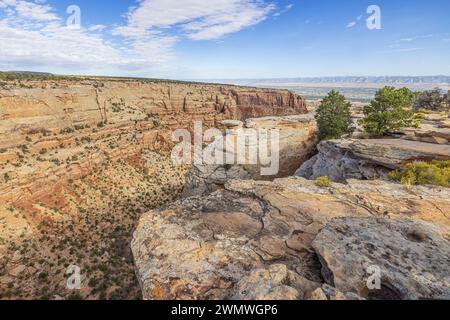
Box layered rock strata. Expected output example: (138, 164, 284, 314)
(0, 79, 307, 204)
(296, 138, 450, 182)
(182, 115, 317, 197)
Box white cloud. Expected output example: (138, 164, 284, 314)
(392, 47, 424, 52)
(1, 0, 58, 21)
(273, 3, 293, 17)
(0, 0, 178, 74)
(346, 21, 356, 28)
(88, 24, 106, 32)
(113, 0, 275, 40)
(0, 0, 277, 75)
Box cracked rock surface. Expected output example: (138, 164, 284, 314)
(132, 177, 450, 300)
(313, 217, 450, 300)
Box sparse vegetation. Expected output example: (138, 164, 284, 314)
(60, 127, 75, 135)
(413, 88, 449, 112)
(388, 161, 450, 187)
(315, 176, 331, 188)
(315, 90, 353, 141)
(359, 86, 419, 136)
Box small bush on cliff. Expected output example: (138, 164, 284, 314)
(315, 176, 331, 188)
(413, 88, 449, 112)
(388, 161, 450, 187)
(359, 86, 419, 136)
(315, 90, 353, 141)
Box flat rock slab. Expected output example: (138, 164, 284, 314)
(297, 138, 450, 182)
(334, 139, 450, 168)
(313, 217, 450, 300)
(133, 177, 450, 300)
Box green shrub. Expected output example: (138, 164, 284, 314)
(359, 86, 419, 136)
(413, 88, 449, 112)
(388, 161, 450, 187)
(60, 127, 75, 134)
(315, 90, 353, 141)
(315, 176, 331, 188)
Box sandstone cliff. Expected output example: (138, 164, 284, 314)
(296, 138, 450, 182)
(0, 79, 307, 204)
(0, 78, 308, 300)
(132, 177, 450, 300)
(183, 114, 317, 197)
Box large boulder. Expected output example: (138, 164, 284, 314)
(132, 177, 450, 300)
(313, 217, 450, 300)
(296, 138, 450, 182)
(397, 124, 450, 145)
(183, 115, 317, 197)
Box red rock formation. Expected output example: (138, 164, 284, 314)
(0, 79, 308, 204)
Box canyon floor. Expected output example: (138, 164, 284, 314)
(0, 150, 189, 299)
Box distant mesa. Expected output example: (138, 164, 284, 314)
(7, 71, 54, 76)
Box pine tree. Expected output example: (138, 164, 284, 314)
(359, 86, 419, 136)
(315, 90, 353, 141)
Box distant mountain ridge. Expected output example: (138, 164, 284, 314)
(8, 71, 53, 75)
(207, 76, 450, 85)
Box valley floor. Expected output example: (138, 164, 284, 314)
(0, 151, 189, 300)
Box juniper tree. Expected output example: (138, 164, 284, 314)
(315, 90, 353, 141)
(359, 86, 419, 136)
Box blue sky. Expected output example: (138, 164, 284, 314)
(0, 0, 449, 79)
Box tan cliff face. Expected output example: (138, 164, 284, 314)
(132, 177, 450, 300)
(0, 79, 307, 203)
(0, 78, 308, 300)
(0, 79, 306, 141)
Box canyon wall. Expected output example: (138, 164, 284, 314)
(0, 79, 307, 204)
(0, 78, 309, 299)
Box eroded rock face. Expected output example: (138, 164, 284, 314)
(296, 138, 450, 182)
(0, 79, 307, 204)
(132, 177, 450, 300)
(0, 78, 308, 299)
(398, 124, 450, 145)
(313, 218, 450, 300)
(183, 115, 317, 197)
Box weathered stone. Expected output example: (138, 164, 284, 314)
(133, 177, 450, 300)
(399, 124, 450, 145)
(9, 264, 26, 277)
(0, 79, 308, 204)
(308, 285, 364, 300)
(313, 217, 450, 300)
(233, 264, 301, 300)
(296, 139, 450, 182)
(183, 115, 317, 197)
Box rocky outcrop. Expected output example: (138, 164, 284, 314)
(132, 177, 450, 300)
(0, 79, 307, 204)
(0, 78, 308, 299)
(313, 217, 450, 300)
(296, 138, 450, 182)
(397, 124, 450, 145)
(0, 79, 307, 144)
(183, 115, 317, 197)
